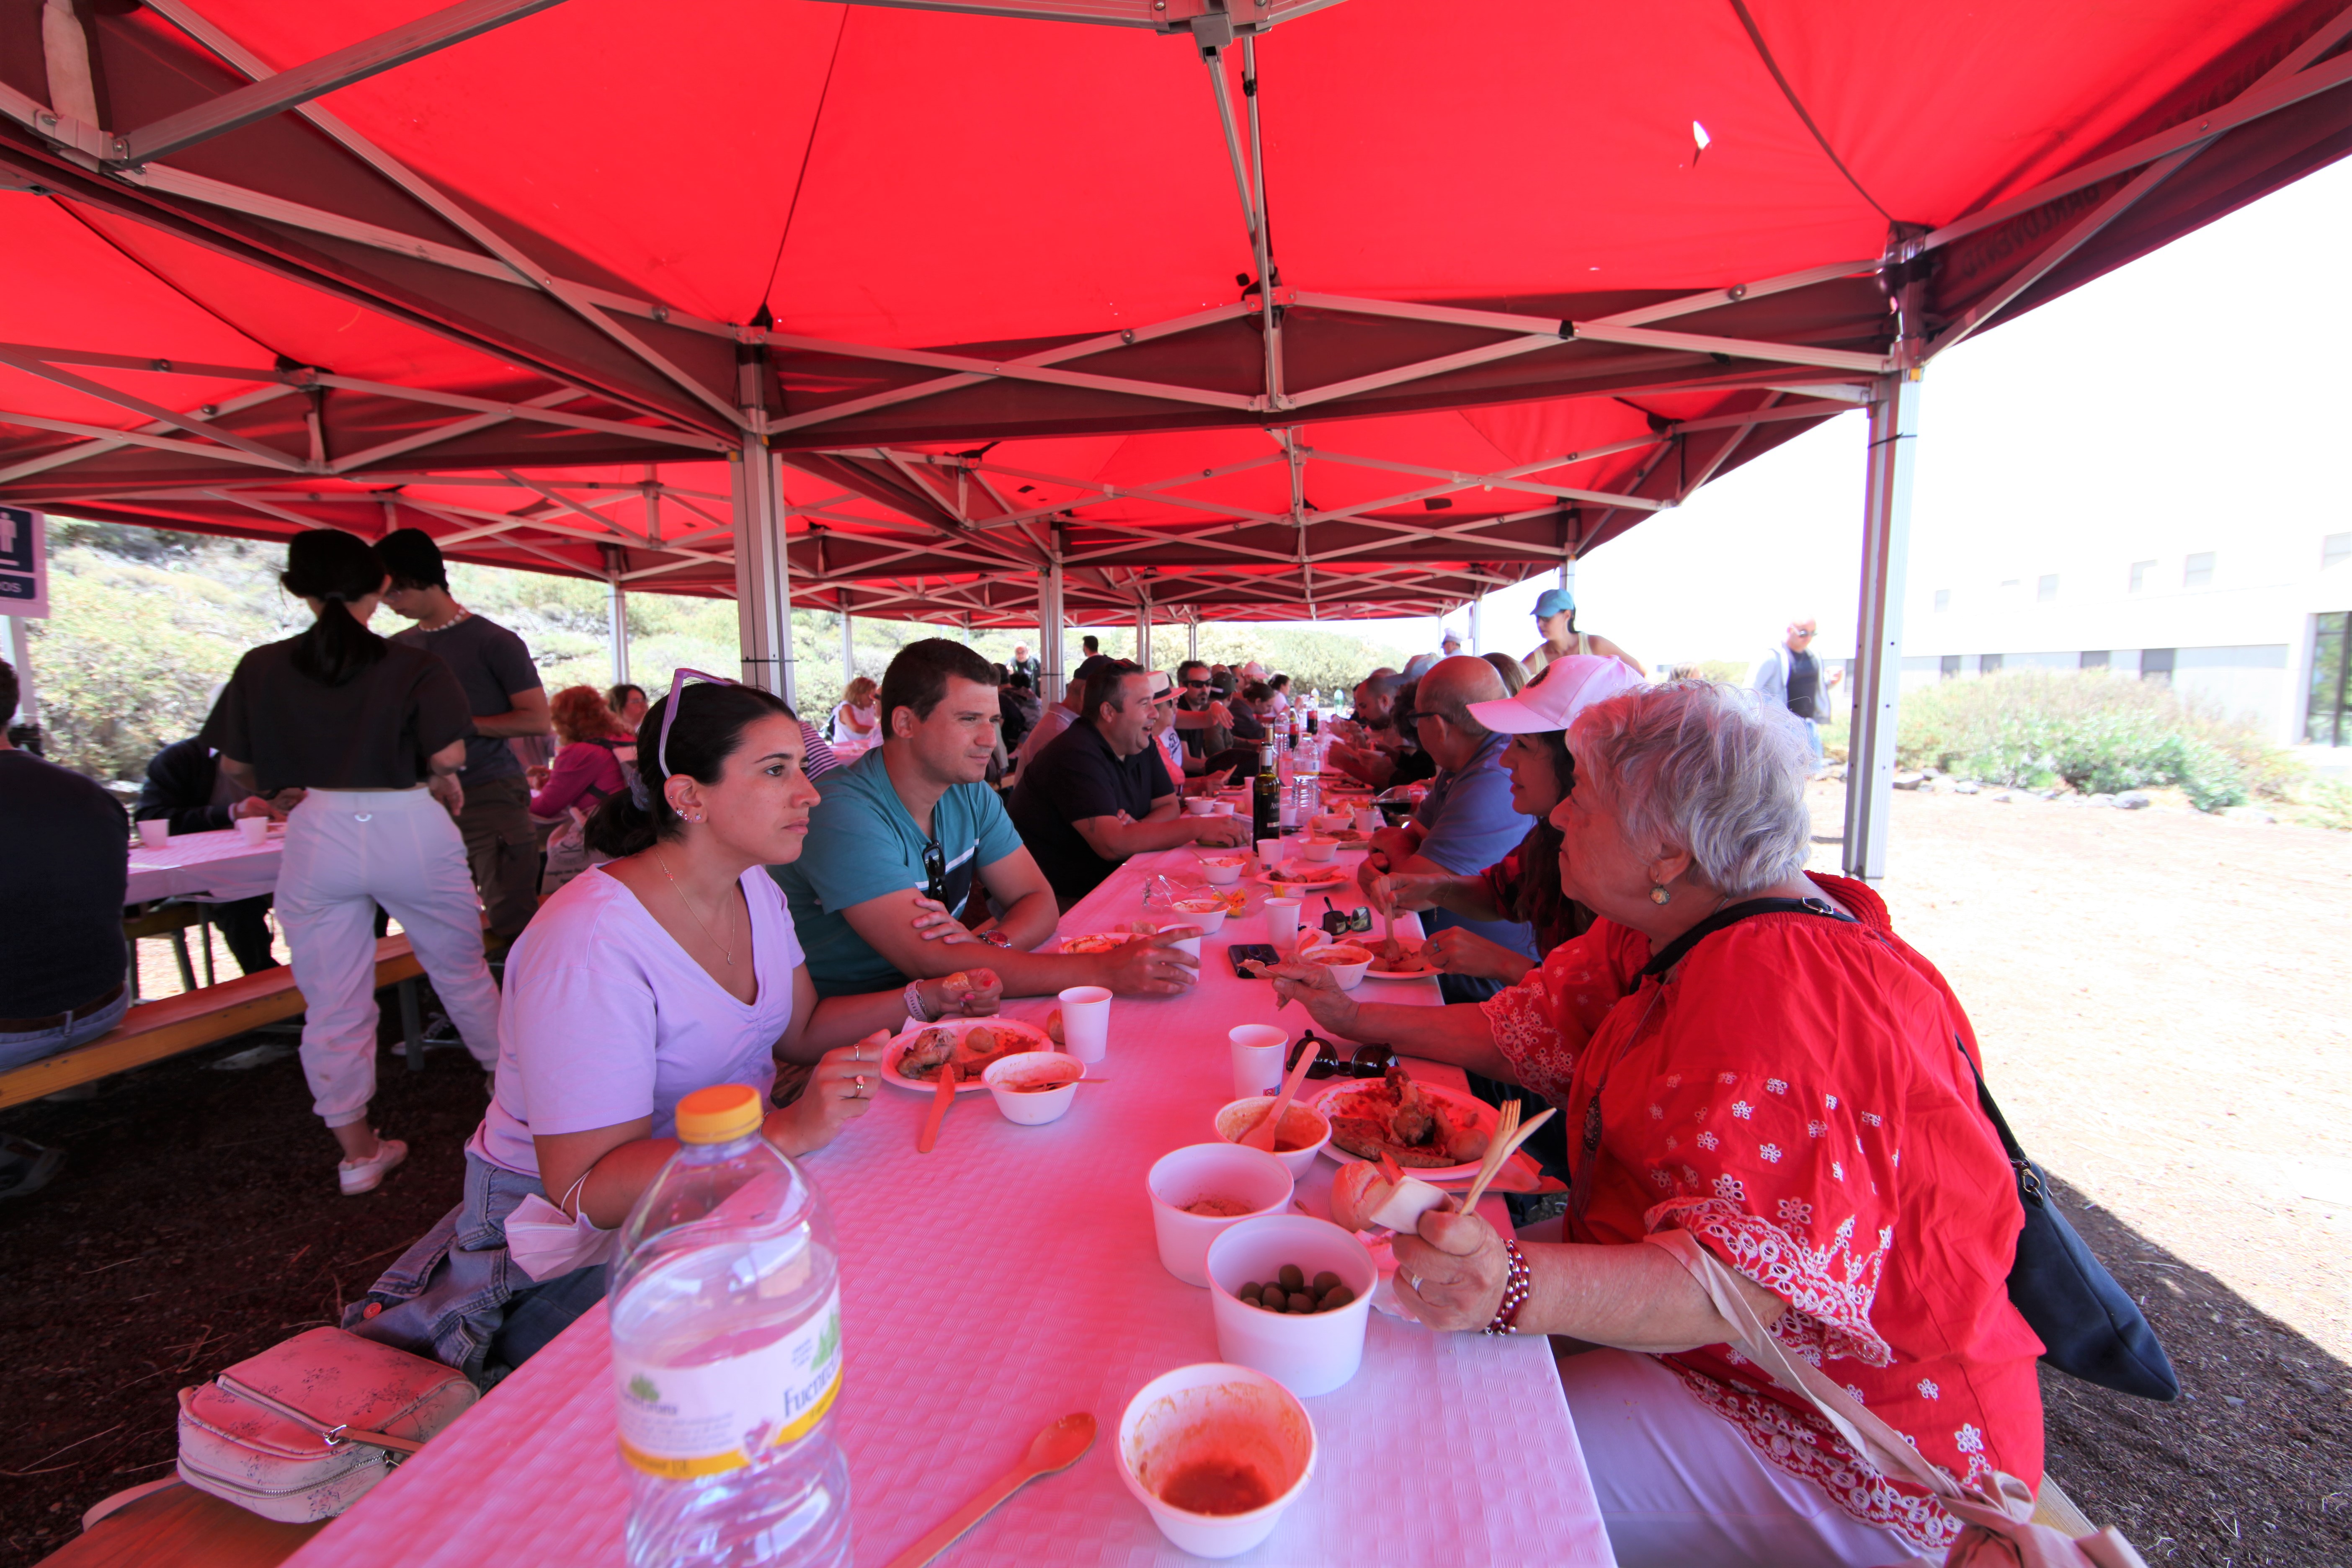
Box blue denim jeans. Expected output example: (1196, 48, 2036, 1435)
(0, 986, 131, 1073)
(345, 1151, 606, 1388)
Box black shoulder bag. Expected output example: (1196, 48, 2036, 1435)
(1641, 897, 2179, 1401)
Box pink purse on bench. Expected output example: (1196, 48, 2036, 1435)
(176, 1326, 477, 1522)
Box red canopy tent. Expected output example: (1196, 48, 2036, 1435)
(2, 0, 2348, 874)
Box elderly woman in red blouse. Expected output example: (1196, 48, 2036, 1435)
(1272, 681, 2041, 1567)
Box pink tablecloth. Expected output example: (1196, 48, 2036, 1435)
(285, 844, 1612, 1568)
(124, 825, 283, 903)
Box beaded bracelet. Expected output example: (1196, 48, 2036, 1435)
(1483, 1238, 1532, 1336)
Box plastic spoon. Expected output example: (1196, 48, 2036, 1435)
(881, 1412, 1097, 1568)
(1245, 1037, 1318, 1152)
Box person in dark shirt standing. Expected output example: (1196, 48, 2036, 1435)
(377, 529, 551, 945)
(204, 531, 504, 1196)
(1006, 662, 1249, 905)
(0, 656, 130, 1195)
(132, 734, 293, 975)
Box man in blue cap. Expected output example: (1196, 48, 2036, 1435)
(1523, 585, 1645, 679)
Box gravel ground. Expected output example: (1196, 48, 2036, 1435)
(2, 787, 2345, 1566)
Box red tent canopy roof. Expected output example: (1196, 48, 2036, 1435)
(2, 0, 2346, 620)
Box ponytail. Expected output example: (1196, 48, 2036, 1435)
(281, 530, 390, 688)
(584, 680, 795, 858)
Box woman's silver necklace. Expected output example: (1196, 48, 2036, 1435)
(652, 847, 735, 965)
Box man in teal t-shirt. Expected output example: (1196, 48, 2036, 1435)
(771, 640, 1203, 1000)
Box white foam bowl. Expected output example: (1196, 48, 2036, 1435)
(1294, 835, 1338, 863)
(1118, 1363, 1316, 1559)
(1308, 811, 1351, 833)
(1211, 799, 1238, 816)
(1168, 899, 1228, 935)
(1212, 1096, 1332, 1179)
(1204, 1217, 1379, 1397)
(1147, 1143, 1295, 1287)
(981, 1051, 1083, 1125)
(1197, 856, 1247, 886)
(1184, 796, 1219, 816)
(1302, 943, 1373, 989)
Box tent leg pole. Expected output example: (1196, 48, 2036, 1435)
(1841, 372, 1921, 884)
(1187, 613, 1199, 663)
(603, 551, 629, 689)
(731, 435, 794, 706)
(1137, 602, 1151, 668)
(1466, 594, 1483, 657)
(1040, 557, 1065, 705)
(4, 615, 33, 734)
(840, 602, 856, 686)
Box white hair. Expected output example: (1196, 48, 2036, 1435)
(1567, 681, 1814, 896)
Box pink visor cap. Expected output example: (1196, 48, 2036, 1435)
(1465, 655, 1641, 734)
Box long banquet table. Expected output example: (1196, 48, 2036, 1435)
(124, 825, 284, 904)
(282, 832, 1614, 1567)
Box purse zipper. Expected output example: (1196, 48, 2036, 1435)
(216, 1373, 427, 1456)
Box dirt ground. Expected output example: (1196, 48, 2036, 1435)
(2, 787, 2347, 1566)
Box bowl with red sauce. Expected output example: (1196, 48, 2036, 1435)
(1212, 1096, 1333, 1178)
(1205, 1216, 1378, 1397)
(1147, 1143, 1295, 1286)
(1117, 1362, 1317, 1558)
(981, 1051, 1085, 1125)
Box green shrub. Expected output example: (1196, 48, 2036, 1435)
(1896, 668, 2288, 810)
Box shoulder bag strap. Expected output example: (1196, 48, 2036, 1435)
(215, 1373, 427, 1456)
(1637, 895, 1856, 980)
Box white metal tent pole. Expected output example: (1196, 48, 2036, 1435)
(1187, 610, 1200, 663)
(1466, 594, 1483, 656)
(1841, 371, 1922, 883)
(602, 544, 629, 688)
(730, 435, 795, 704)
(1040, 554, 1065, 704)
(5, 616, 34, 729)
(839, 596, 856, 685)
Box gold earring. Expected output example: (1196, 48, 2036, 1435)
(1650, 885, 1671, 905)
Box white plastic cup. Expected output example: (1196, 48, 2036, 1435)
(235, 814, 269, 845)
(1228, 1024, 1287, 1100)
(1058, 985, 1112, 1063)
(1263, 897, 1300, 955)
(136, 818, 170, 849)
(1354, 807, 1382, 833)
(1166, 929, 1202, 962)
(1205, 1216, 1379, 1397)
(1255, 836, 1282, 869)
(1117, 1363, 1316, 1559)
(1147, 1143, 1295, 1287)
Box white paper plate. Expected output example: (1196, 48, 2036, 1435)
(879, 1017, 1055, 1093)
(1254, 866, 1351, 890)
(1306, 1078, 1498, 1184)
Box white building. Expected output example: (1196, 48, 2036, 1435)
(1898, 515, 2351, 749)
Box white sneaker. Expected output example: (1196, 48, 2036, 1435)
(338, 1137, 408, 1196)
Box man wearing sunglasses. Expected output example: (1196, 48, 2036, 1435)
(773, 641, 1204, 998)
(1009, 660, 1253, 905)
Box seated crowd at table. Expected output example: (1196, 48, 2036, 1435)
(0, 527, 2042, 1566)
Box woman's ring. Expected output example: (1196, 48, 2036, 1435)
(854, 1075, 866, 1096)
(1405, 1273, 1422, 1294)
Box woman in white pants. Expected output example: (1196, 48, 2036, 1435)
(203, 529, 504, 1194)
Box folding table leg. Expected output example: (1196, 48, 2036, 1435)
(200, 914, 217, 988)
(398, 977, 425, 1072)
(169, 929, 197, 992)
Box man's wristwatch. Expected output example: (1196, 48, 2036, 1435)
(975, 930, 1012, 949)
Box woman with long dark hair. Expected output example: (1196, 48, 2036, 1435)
(202, 530, 504, 1194)
(348, 673, 1004, 1380)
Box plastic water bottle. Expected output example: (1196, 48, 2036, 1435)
(610, 1084, 851, 1568)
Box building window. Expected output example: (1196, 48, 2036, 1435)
(2310, 613, 2351, 747)
(1933, 588, 1951, 612)
(2129, 560, 2155, 593)
(2037, 574, 2058, 603)
(1979, 653, 2004, 675)
(2325, 532, 2351, 570)
(2141, 647, 2175, 685)
(2080, 650, 2109, 669)
(2183, 552, 2216, 589)
(1940, 655, 1961, 679)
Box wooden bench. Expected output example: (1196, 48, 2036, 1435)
(0, 935, 425, 1111)
(39, 1480, 321, 1568)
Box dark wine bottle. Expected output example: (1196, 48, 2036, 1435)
(1251, 743, 1278, 845)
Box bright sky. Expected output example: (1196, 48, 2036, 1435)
(1238, 153, 2352, 670)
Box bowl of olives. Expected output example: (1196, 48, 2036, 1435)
(1204, 1216, 1378, 1397)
